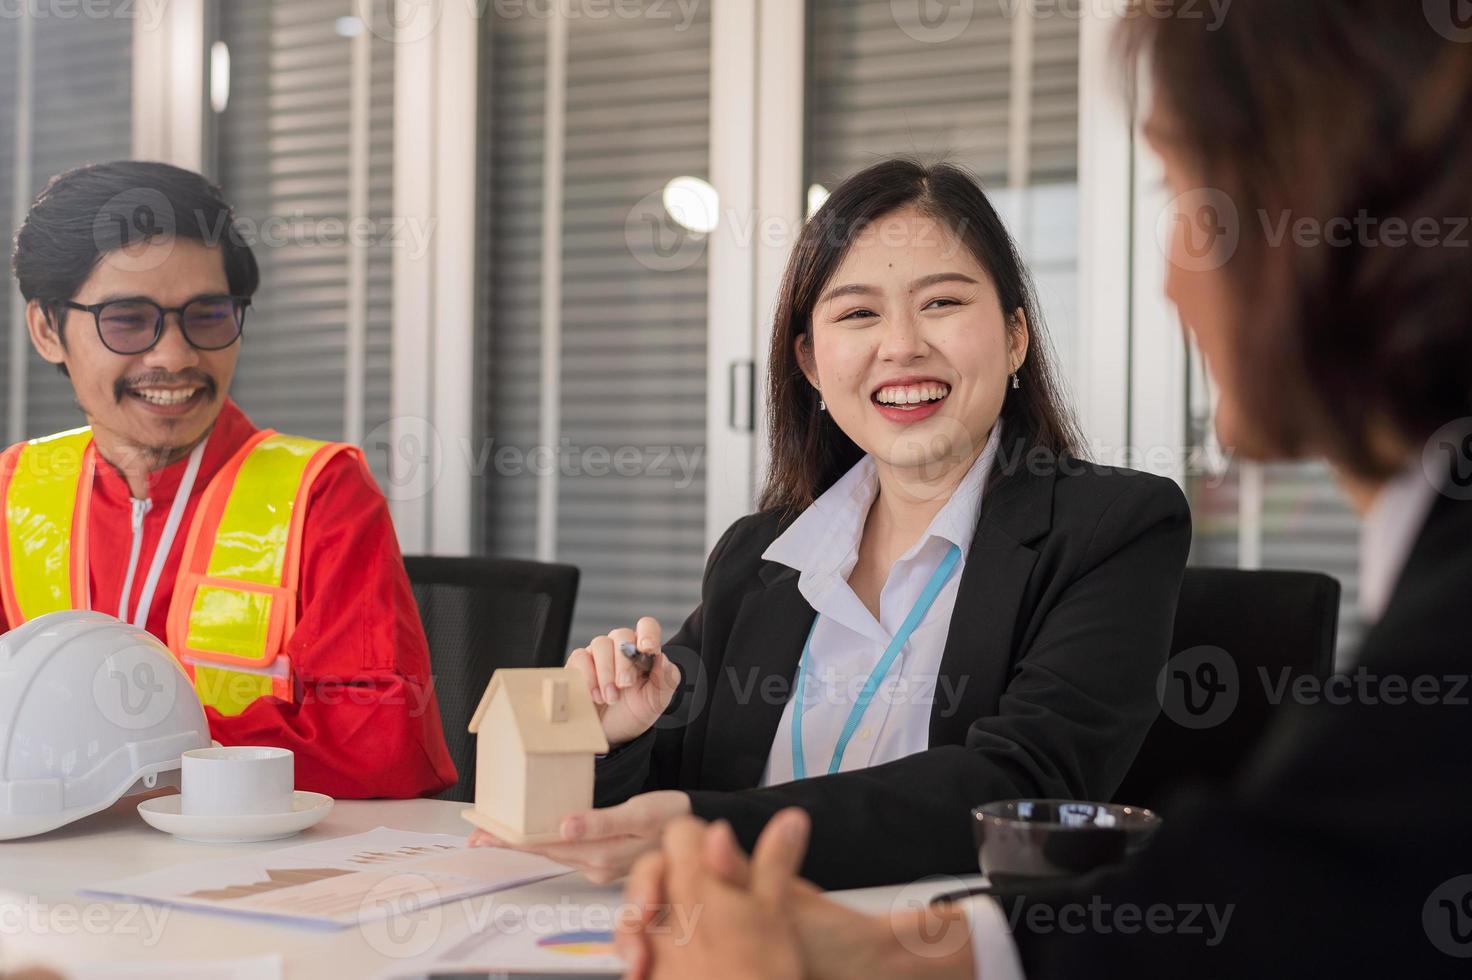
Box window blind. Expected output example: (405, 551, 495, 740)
(480, 10, 547, 563)
(17, 6, 135, 440)
(0, 18, 18, 444)
(807, 0, 1077, 187)
(480, 5, 712, 647)
(362, 1, 395, 472)
(216, 0, 394, 476)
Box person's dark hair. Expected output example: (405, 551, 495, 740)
(12, 160, 260, 336)
(760, 158, 1082, 514)
(1120, 0, 1472, 479)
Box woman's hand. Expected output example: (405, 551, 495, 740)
(467, 790, 691, 884)
(567, 617, 681, 747)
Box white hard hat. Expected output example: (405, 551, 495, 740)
(0, 610, 210, 840)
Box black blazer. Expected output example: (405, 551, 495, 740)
(999, 484, 1472, 977)
(596, 442, 1192, 888)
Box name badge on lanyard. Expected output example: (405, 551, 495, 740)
(790, 542, 962, 780)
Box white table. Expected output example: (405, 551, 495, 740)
(0, 795, 983, 978)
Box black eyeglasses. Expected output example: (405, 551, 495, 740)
(57, 295, 250, 355)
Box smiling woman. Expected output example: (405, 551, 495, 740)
(764, 160, 1080, 516)
(474, 158, 1193, 889)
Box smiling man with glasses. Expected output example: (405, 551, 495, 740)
(0, 161, 456, 799)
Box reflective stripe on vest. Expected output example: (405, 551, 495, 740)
(0, 428, 96, 624)
(167, 431, 355, 716)
(0, 427, 357, 718)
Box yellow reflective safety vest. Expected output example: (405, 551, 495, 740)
(0, 426, 358, 716)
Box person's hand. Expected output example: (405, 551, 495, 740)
(617, 809, 977, 980)
(617, 811, 809, 980)
(567, 617, 681, 747)
(695, 816, 875, 980)
(467, 790, 691, 884)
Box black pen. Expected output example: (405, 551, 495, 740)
(618, 640, 656, 673)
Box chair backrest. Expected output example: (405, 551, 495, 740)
(403, 555, 579, 804)
(1113, 566, 1340, 812)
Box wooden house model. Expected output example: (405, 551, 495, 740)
(462, 667, 610, 844)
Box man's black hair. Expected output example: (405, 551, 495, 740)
(12, 159, 260, 335)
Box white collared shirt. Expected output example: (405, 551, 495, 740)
(962, 460, 1442, 980)
(1357, 462, 1437, 625)
(758, 421, 1002, 787)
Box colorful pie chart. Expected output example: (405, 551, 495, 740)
(536, 930, 617, 957)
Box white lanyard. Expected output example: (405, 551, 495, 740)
(118, 436, 208, 628)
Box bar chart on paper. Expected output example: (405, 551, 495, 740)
(401, 924, 624, 977)
(347, 844, 459, 866)
(84, 828, 571, 928)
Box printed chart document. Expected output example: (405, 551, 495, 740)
(372, 923, 625, 978)
(83, 828, 570, 929)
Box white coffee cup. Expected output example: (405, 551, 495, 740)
(180, 746, 295, 816)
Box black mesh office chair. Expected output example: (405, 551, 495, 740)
(1113, 567, 1341, 812)
(403, 556, 579, 804)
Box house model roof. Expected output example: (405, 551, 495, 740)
(467, 667, 610, 755)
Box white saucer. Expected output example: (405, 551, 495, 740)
(137, 791, 334, 843)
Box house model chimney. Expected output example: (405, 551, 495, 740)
(543, 677, 570, 723)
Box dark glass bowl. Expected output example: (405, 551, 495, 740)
(971, 799, 1162, 886)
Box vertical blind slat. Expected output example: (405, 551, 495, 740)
(480, 6, 712, 647)
(20, 6, 134, 439)
(217, 0, 394, 487)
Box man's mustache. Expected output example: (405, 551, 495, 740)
(114, 371, 218, 403)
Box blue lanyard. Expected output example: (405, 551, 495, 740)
(790, 542, 962, 780)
